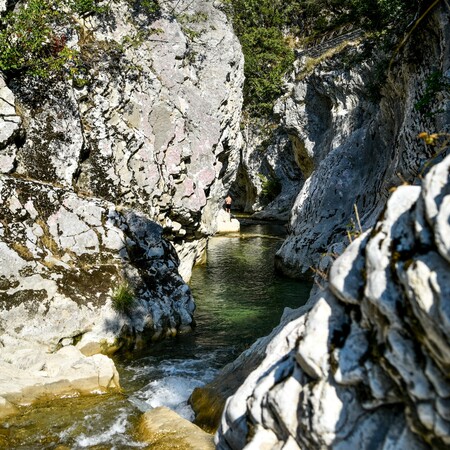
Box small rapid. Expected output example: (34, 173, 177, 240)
(1, 221, 311, 449)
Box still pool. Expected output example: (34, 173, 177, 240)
(0, 222, 312, 449)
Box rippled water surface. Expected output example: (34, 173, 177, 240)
(1, 222, 312, 449)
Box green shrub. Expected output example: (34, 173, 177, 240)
(126, 0, 160, 16)
(112, 283, 136, 314)
(69, 0, 108, 16)
(414, 71, 450, 117)
(224, 0, 425, 116)
(0, 0, 71, 76)
(258, 173, 282, 203)
(0, 0, 150, 79)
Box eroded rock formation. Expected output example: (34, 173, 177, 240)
(0, 0, 243, 416)
(273, 6, 450, 277)
(216, 152, 450, 449)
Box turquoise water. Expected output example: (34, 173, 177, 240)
(0, 222, 312, 448)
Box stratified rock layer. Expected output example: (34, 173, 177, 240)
(217, 154, 450, 449)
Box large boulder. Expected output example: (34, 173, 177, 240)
(216, 154, 450, 449)
(0, 175, 195, 353)
(0, 342, 120, 420)
(139, 406, 215, 450)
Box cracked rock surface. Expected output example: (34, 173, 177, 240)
(216, 154, 450, 449)
(0, 0, 243, 416)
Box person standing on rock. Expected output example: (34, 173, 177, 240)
(224, 194, 232, 214)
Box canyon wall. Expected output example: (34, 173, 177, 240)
(274, 6, 450, 278)
(0, 0, 243, 413)
(212, 4, 450, 450)
(217, 149, 450, 450)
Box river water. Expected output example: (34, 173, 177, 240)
(1, 222, 311, 449)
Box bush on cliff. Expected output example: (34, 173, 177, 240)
(0, 0, 160, 79)
(225, 0, 427, 117)
(0, 0, 76, 77)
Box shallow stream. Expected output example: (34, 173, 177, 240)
(1, 222, 312, 449)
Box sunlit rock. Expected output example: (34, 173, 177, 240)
(0, 342, 119, 419)
(216, 152, 450, 449)
(139, 406, 215, 450)
(216, 209, 240, 233)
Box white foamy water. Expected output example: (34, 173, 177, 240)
(128, 355, 221, 421)
(73, 409, 145, 449)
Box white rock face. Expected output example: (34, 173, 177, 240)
(10, 0, 243, 241)
(0, 76, 21, 174)
(0, 175, 196, 352)
(216, 154, 450, 449)
(0, 0, 244, 414)
(216, 209, 240, 233)
(275, 7, 450, 277)
(0, 341, 120, 419)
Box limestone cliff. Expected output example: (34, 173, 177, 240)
(0, 0, 243, 413)
(216, 130, 450, 450)
(274, 5, 450, 278)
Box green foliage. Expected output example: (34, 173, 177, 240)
(414, 71, 450, 117)
(224, 0, 295, 116)
(126, 0, 160, 15)
(225, 0, 425, 116)
(241, 27, 294, 115)
(0, 0, 108, 78)
(69, 0, 109, 16)
(0, 0, 161, 79)
(0, 0, 70, 76)
(258, 173, 282, 203)
(112, 283, 136, 314)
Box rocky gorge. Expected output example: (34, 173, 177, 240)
(0, 0, 450, 449)
(0, 0, 244, 418)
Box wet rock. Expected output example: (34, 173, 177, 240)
(0, 341, 119, 419)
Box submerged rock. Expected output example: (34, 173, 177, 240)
(215, 153, 450, 449)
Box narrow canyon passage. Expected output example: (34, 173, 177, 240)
(1, 221, 311, 449)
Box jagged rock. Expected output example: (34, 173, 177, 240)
(0, 175, 195, 353)
(216, 153, 450, 449)
(0, 76, 21, 174)
(138, 406, 215, 450)
(275, 6, 450, 278)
